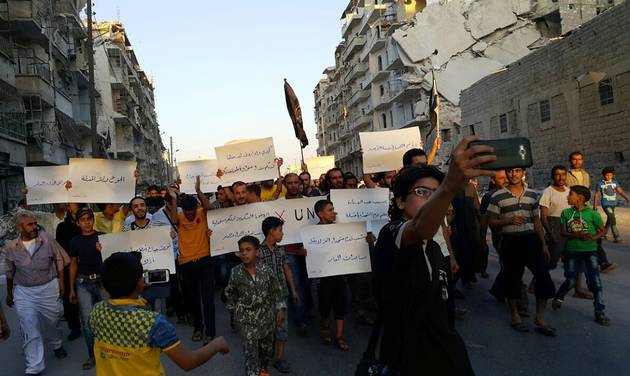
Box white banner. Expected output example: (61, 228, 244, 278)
(305, 156, 335, 179)
(301, 222, 372, 278)
(177, 159, 225, 194)
(24, 166, 69, 204)
(206, 197, 320, 255)
(215, 137, 277, 184)
(360, 128, 422, 173)
(68, 159, 136, 203)
(331, 188, 389, 224)
(99, 227, 176, 273)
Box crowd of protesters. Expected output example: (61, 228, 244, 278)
(1, 136, 627, 376)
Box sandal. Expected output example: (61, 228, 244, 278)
(510, 322, 529, 333)
(535, 325, 557, 337)
(320, 321, 332, 345)
(335, 337, 349, 351)
(82, 357, 96, 370)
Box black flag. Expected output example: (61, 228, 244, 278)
(284, 79, 309, 148)
(427, 70, 440, 137)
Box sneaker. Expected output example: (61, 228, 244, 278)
(192, 328, 203, 342)
(613, 239, 624, 244)
(600, 263, 617, 274)
(82, 357, 96, 370)
(67, 328, 81, 341)
(53, 346, 68, 359)
(273, 359, 292, 373)
(552, 298, 563, 311)
(595, 312, 610, 326)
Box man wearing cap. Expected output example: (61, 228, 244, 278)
(5, 210, 68, 375)
(68, 207, 106, 370)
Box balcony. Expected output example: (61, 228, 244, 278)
(369, 69, 390, 84)
(389, 80, 422, 104)
(6, 0, 49, 42)
(341, 7, 364, 38)
(27, 121, 61, 144)
(343, 62, 368, 85)
(347, 86, 370, 107)
(0, 34, 13, 59)
(350, 113, 371, 130)
(0, 112, 27, 142)
(342, 35, 366, 61)
(402, 115, 426, 129)
(14, 57, 55, 106)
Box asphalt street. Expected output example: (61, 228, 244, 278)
(1, 223, 629, 375)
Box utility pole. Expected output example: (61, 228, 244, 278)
(87, 0, 100, 158)
(169, 136, 174, 181)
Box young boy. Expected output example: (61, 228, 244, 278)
(225, 236, 286, 376)
(553, 185, 609, 325)
(593, 167, 629, 243)
(259, 217, 300, 373)
(89, 252, 229, 376)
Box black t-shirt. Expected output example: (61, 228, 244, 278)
(56, 216, 81, 252)
(69, 232, 104, 275)
(373, 221, 475, 376)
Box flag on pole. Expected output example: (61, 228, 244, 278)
(284, 79, 309, 148)
(427, 70, 440, 137)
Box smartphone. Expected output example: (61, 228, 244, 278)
(468, 137, 533, 170)
(143, 270, 170, 285)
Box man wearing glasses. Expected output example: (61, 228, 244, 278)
(487, 168, 557, 336)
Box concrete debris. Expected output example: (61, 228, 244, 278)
(433, 52, 503, 105)
(467, 0, 518, 39)
(393, 4, 475, 67)
(472, 41, 488, 52)
(483, 25, 543, 65)
(510, 0, 534, 16)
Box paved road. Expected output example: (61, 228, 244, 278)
(2, 229, 629, 375)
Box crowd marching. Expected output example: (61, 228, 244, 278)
(1, 136, 628, 376)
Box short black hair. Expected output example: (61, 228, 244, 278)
(180, 194, 199, 211)
(570, 185, 591, 202)
(232, 181, 246, 190)
(315, 199, 333, 215)
(129, 195, 145, 207)
(77, 207, 95, 220)
(246, 184, 261, 197)
(568, 151, 583, 162)
(238, 235, 260, 249)
(403, 148, 427, 166)
(262, 216, 284, 236)
(101, 252, 143, 298)
(147, 185, 160, 193)
(284, 172, 300, 181)
(390, 166, 445, 221)
(299, 171, 311, 179)
(602, 167, 615, 176)
(325, 168, 343, 183)
(344, 174, 358, 185)
(145, 196, 165, 209)
(551, 165, 567, 178)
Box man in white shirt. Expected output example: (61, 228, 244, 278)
(539, 166, 571, 270)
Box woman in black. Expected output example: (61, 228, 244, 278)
(373, 137, 495, 375)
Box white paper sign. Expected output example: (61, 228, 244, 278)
(360, 128, 423, 173)
(206, 197, 321, 255)
(24, 166, 69, 204)
(215, 137, 277, 183)
(331, 188, 390, 224)
(68, 158, 136, 203)
(178, 159, 225, 194)
(305, 156, 336, 179)
(99, 227, 176, 273)
(301, 222, 372, 278)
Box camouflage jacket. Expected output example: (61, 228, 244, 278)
(224, 263, 286, 340)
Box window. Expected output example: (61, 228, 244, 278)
(380, 85, 385, 96)
(381, 113, 387, 128)
(378, 55, 383, 71)
(599, 79, 614, 105)
(539, 99, 551, 123)
(469, 124, 476, 135)
(441, 128, 451, 142)
(499, 114, 508, 133)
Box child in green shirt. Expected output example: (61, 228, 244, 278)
(553, 185, 609, 325)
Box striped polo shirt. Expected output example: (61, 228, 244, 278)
(486, 187, 540, 234)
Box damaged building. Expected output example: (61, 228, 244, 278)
(314, 0, 623, 175)
(461, 0, 630, 188)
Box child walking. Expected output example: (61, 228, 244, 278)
(553, 185, 610, 326)
(225, 236, 286, 376)
(593, 167, 629, 243)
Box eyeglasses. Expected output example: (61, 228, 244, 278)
(409, 186, 436, 198)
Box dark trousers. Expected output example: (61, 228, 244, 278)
(597, 239, 610, 266)
(167, 262, 187, 317)
(501, 234, 555, 300)
(180, 256, 216, 337)
(62, 265, 80, 331)
(318, 276, 347, 321)
(555, 252, 605, 313)
(286, 254, 312, 325)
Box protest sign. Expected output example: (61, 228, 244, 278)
(68, 159, 136, 203)
(331, 188, 389, 224)
(99, 227, 176, 273)
(359, 128, 422, 173)
(177, 159, 225, 194)
(206, 197, 320, 255)
(301, 222, 371, 278)
(24, 166, 69, 204)
(304, 156, 335, 179)
(215, 137, 277, 183)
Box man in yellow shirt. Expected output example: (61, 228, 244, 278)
(93, 203, 125, 233)
(90, 252, 229, 376)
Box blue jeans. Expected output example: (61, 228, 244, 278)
(555, 252, 605, 313)
(76, 278, 106, 358)
(602, 206, 620, 240)
(286, 254, 311, 326)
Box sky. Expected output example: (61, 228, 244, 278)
(95, 1, 344, 166)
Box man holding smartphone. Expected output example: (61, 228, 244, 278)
(487, 168, 556, 336)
